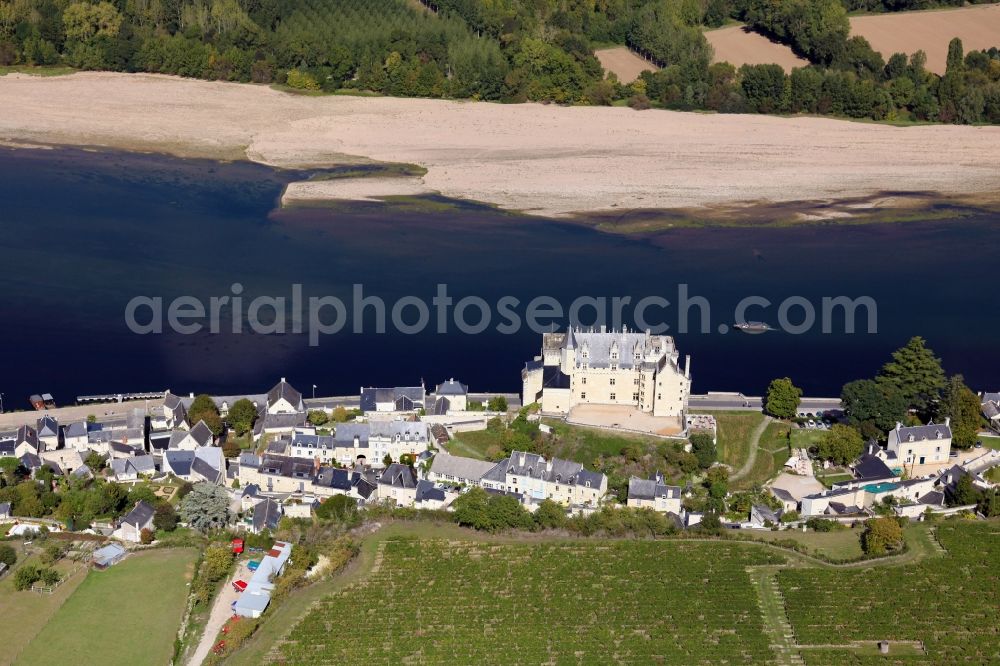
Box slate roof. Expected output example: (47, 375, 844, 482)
(565, 329, 669, 370)
(894, 423, 952, 443)
(36, 416, 59, 438)
(0, 440, 15, 456)
(71, 464, 94, 480)
(192, 457, 223, 484)
(189, 421, 214, 446)
(121, 500, 155, 528)
(267, 379, 303, 411)
(429, 424, 450, 445)
(415, 480, 446, 503)
(428, 452, 496, 482)
(239, 452, 261, 468)
(379, 463, 418, 489)
(258, 454, 315, 479)
(164, 450, 195, 476)
(333, 424, 370, 447)
(752, 504, 781, 524)
(542, 365, 571, 389)
(20, 453, 41, 469)
(253, 499, 282, 533)
(110, 455, 155, 477)
(426, 396, 450, 415)
(854, 453, 895, 481)
(314, 467, 353, 491)
(436, 379, 468, 396)
(360, 386, 425, 412)
(16, 425, 38, 449)
(64, 421, 88, 439)
(628, 474, 681, 501)
(0, 502, 11, 515)
(354, 477, 377, 500)
(918, 490, 945, 506)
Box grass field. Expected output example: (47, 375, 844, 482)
(17, 548, 197, 666)
(735, 420, 791, 490)
(850, 3, 1000, 75)
(742, 525, 865, 561)
(705, 25, 808, 72)
(445, 429, 499, 460)
(274, 538, 785, 663)
(706, 410, 766, 471)
(0, 545, 88, 666)
(780, 520, 1000, 664)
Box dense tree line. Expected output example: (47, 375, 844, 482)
(0, 0, 999, 122)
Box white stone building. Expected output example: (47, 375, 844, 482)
(522, 327, 691, 419)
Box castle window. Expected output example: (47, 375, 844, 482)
(581, 392, 587, 400)
(609, 378, 616, 386)
(610, 393, 616, 401)
(632, 393, 639, 402)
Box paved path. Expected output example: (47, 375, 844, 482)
(731, 415, 774, 481)
(188, 559, 253, 666)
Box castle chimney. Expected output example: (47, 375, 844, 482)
(944, 416, 951, 427)
(685, 355, 691, 379)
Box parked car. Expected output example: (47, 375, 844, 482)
(248, 560, 260, 572)
(232, 580, 248, 593)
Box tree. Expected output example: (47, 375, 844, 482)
(0, 544, 16, 567)
(452, 486, 493, 531)
(140, 528, 154, 545)
(307, 410, 329, 426)
(533, 499, 566, 530)
(938, 375, 982, 448)
(766, 377, 802, 419)
(487, 396, 508, 412)
(315, 494, 358, 522)
(179, 482, 230, 531)
(862, 517, 903, 555)
(949, 474, 981, 507)
(63, 2, 122, 43)
(841, 378, 907, 435)
(153, 502, 178, 532)
(382, 454, 393, 467)
(188, 394, 222, 436)
(202, 543, 234, 583)
(84, 451, 105, 472)
(222, 439, 241, 458)
(877, 337, 946, 414)
(816, 424, 864, 465)
(689, 433, 717, 469)
(228, 398, 258, 436)
(946, 37, 964, 75)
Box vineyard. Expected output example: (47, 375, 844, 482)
(780, 521, 1000, 665)
(273, 539, 785, 664)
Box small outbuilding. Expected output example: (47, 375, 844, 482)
(92, 543, 127, 569)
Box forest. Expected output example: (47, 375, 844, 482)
(0, 0, 998, 123)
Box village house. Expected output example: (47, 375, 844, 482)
(36, 416, 60, 450)
(427, 452, 497, 487)
(981, 392, 1000, 431)
(0, 439, 14, 458)
(521, 327, 691, 420)
(39, 448, 86, 477)
(252, 379, 308, 440)
(63, 421, 89, 450)
(425, 379, 470, 414)
(886, 420, 952, 475)
(250, 498, 282, 534)
(239, 454, 337, 497)
(109, 454, 156, 482)
(414, 480, 450, 510)
(360, 385, 426, 413)
(15, 425, 41, 457)
(481, 450, 607, 508)
(312, 466, 379, 505)
(626, 472, 682, 514)
(378, 463, 420, 506)
(152, 392, 188, 431)
(168, 420, 214, 450)
(114, 500, 155, 543)
(292, 421, 431, 468)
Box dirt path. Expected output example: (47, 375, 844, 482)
(187, 559, 252, 666)
(731, 415, 774, 481)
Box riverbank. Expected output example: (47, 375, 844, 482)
(3, 71, 1000, 223)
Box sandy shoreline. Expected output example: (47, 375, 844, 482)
(2, 71, 1000, 220)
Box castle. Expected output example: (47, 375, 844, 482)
(521, 327, 691, 419)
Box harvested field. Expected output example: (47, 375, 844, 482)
(595, 46, 656, 82)
(705, 25, 808, 72)
(850, 4, 1000, 75)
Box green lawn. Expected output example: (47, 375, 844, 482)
(446, 430, 500, 460)
(545, 420, 661, 466)
(705, 410, 766, 470)
(734, 421, 791, 490)
(0, 545, 88, 665)
(742, 526, 865, 561)
(978, 434, 1000, 450)
(790, 428, 827, 449)
(17, 548, 197, 666)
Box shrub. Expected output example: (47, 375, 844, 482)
(287, 69, 320, 91)
(140, 527, 155, 544)
(0, 544, 16, 566)
(628, 93, 652, 110)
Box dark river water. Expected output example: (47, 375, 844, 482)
(0, 146, 997, 406)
